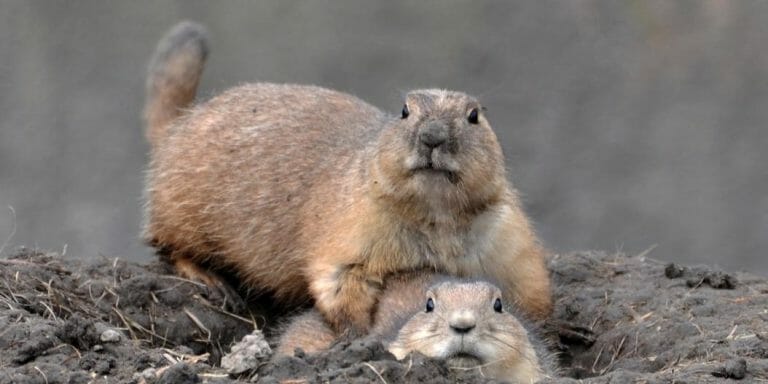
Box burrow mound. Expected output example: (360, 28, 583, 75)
(0, 248, 765, 383)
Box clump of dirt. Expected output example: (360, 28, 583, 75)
(0, 248, 254, 383)
(0, 247, 766, 383)
(259, 338, 490, 383)
(545, 251, 768, 383)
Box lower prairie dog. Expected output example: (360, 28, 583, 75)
(142, 22, 552, 335)
(276, 273, 557, 383)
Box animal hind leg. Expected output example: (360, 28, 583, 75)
(164, 251, 247, 313)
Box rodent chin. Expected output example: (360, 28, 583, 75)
(411, 168, 459, 184)
(446, 354, 483, 368)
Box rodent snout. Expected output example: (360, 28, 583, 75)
(449, 310, 477, 334)
(418, 122, 449, 150)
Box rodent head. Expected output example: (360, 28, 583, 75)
(373, 90, 506, 218)
(388, 281, 544, 381)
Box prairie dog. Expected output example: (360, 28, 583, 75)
(142, 22, 552, 335)
(276, 274, 557, 383)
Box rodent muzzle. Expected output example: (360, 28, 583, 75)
(449, 310, 477, 334)
(418, 121, 448, 150)
(409, 121, 461, 178)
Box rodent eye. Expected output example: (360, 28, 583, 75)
(401, 104, 410, 119)
(493, 298, 503, 313)
(426, 297, 434, 312)
(468, 108, 479, 124)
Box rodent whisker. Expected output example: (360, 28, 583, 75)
(447, 356, 505, 371)
(432, 311, 449, 323)
(396, 330, 440, 343)
(484, 332, 543, 367)
(395, 331, 440, 350)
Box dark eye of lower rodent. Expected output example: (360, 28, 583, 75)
(468, 108, 479, 124)
(493, 298, 503, 313)
(426, 297, 434, 312)
(401, 104, 410, 119)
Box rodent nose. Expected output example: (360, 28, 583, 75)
(419, 122, 448, 149)
(449, 310, 477, 334)
(451, 323, 476, 334)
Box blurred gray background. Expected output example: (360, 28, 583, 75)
(0, 1, 765, 273)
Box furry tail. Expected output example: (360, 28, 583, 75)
(143, 21, 209, 148)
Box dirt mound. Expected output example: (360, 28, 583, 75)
(0, 248, 765, 383)
(0, 249, 254, 383)
(546, 251, 767, 383)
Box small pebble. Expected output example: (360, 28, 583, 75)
(221, 330, 272, 374)
(100, 329, 122, 343)
(133, 367, 157, 383)
(712, 358, 747, 380)
(157, 363, 199, 384)
(664, 263, 685, 279)
(174, 345, 195, 355)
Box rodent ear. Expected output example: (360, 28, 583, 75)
(401, 103, 410, 119)
(426, 297, 435, 312)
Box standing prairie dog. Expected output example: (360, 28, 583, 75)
(142, 21, 552, 335)
(276, 273, 557, 383)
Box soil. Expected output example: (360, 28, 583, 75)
(0, 247, 765, 383)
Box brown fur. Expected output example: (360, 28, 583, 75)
(274, 310, 337, 357)
(143, 22, 552, 335)
(275, 274, 557, 383)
